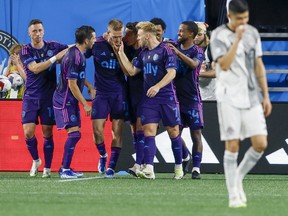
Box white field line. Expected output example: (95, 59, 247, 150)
(57, 176, 105, 182)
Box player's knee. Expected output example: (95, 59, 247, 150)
(253, 142, 267, 153)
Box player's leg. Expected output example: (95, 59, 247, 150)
(22, 99, 41, 177)
(217, 102, 245, 208)
(186, 104, 204, 179)
(92, 118, 107, 174)
(190, 129, 203, 179)
(104, 118, 124, 178)
(236, 104, 268, 204)
(166, 125, 183, 180)
(91, 94, 110, 174)
(40, 99, 55, 178)
(129, 117, 144, 177)
(162, 103, 183, 179)
(137, 123, 158, 179)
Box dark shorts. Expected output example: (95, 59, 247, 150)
(139, 102, 181, 127)
(54, 104, 81, 130)
(91, 93, 128, 120)
(22, 99, 55, 125)
(180, 103, 204, 130)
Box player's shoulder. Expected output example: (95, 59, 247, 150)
(20, 44, 32, 56)
(45, 40, 66, 48)
(95, 36, 108, 44)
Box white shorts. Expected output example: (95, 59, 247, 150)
(217, 103, 267, 141)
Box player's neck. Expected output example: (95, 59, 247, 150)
(181, 39, 194, 49)
(31, 40, 44, 49)
(148, 37, 160, 50)
(76, 44, 86, 53)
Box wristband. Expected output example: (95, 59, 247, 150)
(49, 56, 57, 64)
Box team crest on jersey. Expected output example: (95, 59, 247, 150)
(153, 54, 159, 61)
(47, 50, 53, 57)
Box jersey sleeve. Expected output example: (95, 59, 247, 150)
(164, 45, 177, 70)
(66, 49, 81, 80)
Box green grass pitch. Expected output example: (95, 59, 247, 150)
(0, 172, 287, 216)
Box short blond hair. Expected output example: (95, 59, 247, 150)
(136, 22, 157, 36)
(9, 43, 24, 55)
(108, 19, 124, 31)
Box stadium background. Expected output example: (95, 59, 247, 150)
(1, 0, 288, 174)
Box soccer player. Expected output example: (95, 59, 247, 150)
(150, 18, 167, 42)
(117, 21, 183, 180)
(167, 21, 205, 179)
(210, 0, 272, 208)
(85, 19, 127, 178)
(122, 22, 145, 177)
(53, 26, 96, 179)
(20, 19, 68, 177)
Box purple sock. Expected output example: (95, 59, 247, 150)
(135, 131, 144, 165)
(171, 135, 183, 165)
(96, 142, 106, 156)
(62, 131, 81, 169)
(192, 152, 202, 168)
(144, 136, 156, 165)
(43, 136, 54, 168)
(26, 136, 39, 160)
(108, 147, 121, 170)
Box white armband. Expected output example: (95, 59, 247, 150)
(49, 56, 57, 64)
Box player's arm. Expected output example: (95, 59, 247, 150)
(28, 48, 68, 74)
(85, 79, 96, 100)
(68, 79, 91, 116)
(167, 43, 199, 69)
(117, 42, 141, 76)
(255, 57, 272, 117)
(147, 68, 176, 98)
(217, 25, 245, 71)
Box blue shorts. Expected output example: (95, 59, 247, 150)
(180, 103, 204, 130)
(22, 99, 55, 125)
(139, 102, 181, 127)
(91, 93, 128, 120)
(53, 104, 81, 130)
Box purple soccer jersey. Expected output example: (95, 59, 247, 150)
(174, 44, 205, 106)
(53, 46, 86, 107)
(133, 42, 178, 105)
(20, 40, 68, 99)
(53, 46, 86, 129)
(85, 36, 126, 94)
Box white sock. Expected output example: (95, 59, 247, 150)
(237, 147, 263, 181)
(192, 167, 200, 173)
(223, 150, 238, 199)
(175, 164, 182, 170)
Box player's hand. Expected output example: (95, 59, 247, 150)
(88, 88, 96, 100)
(262, 97, 272, 117)
(147, 85, 160, 97)
(235, 25, 246, 40)
(167, 43, 179, 55)
(84, 104, 92, 116)
(55, 48, 69, 62)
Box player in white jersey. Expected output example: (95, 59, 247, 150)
(210, 0, 272, 208)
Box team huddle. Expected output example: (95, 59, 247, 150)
(17, 0, 272, 209)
